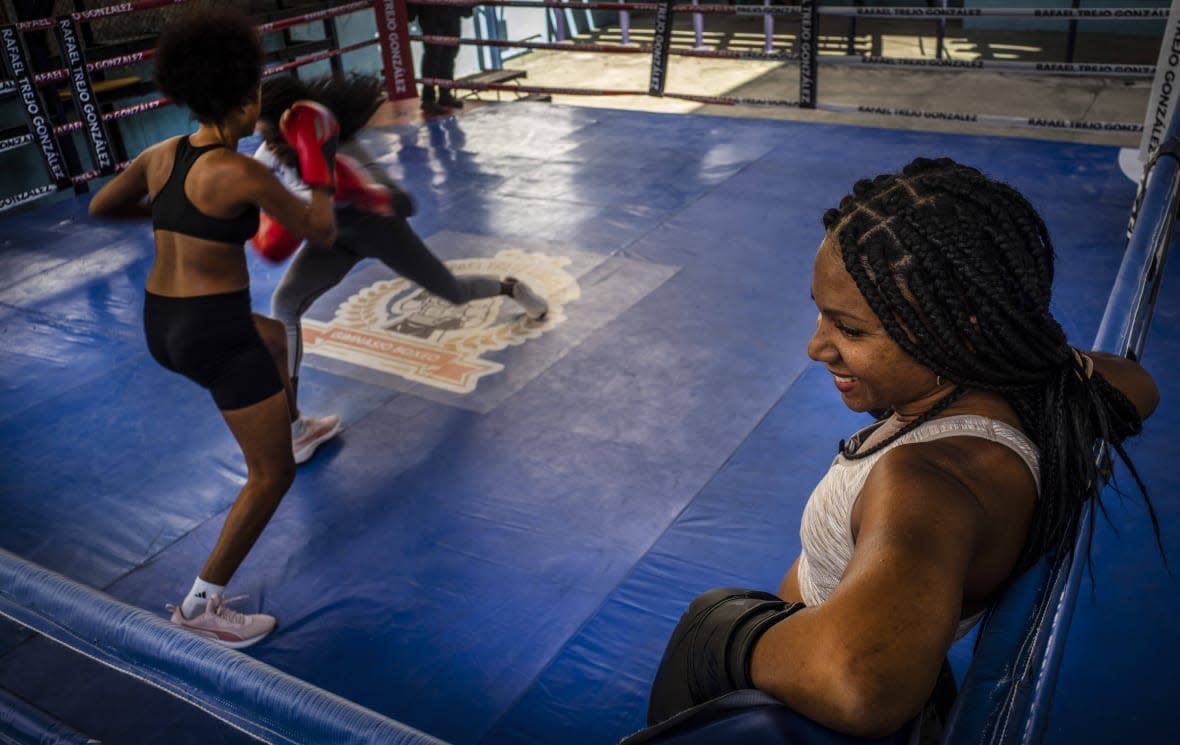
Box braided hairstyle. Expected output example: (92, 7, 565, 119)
(823, 157, 1154, 570)
(153, 7, 263, 124)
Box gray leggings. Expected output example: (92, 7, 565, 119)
(271, 205, 503, 377)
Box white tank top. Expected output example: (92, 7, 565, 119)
(796, 414, 1040, 640)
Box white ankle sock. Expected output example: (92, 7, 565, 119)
(180, 577, 225, 619)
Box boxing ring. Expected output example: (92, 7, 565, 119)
(1, 1, 1178, 744)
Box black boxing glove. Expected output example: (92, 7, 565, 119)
(647, 587, 805, 726)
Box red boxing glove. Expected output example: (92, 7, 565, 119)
(334, 154, 393, 214)
(279, 100, 339, 190)
(334, 154, 416, 217)
(249, 211, 303, 263)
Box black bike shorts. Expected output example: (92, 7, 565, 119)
(143, 289, 282, 411)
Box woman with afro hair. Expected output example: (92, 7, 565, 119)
(645, 157, 1161, 742)
(249, 71, 548, 428)
(89, 6, 340, 648)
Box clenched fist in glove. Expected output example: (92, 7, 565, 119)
(646, 587, 805, 726)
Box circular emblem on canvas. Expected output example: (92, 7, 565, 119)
(301, 250, 578, 393)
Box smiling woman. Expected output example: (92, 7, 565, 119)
(808, 236, 957, 420)
(645, 157, 1161, 742)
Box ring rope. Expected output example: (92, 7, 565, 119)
(0, 684, 98, 745)
(429, 69, 1145, 138)
(0, 1, 367, 98)
(0, 47, 160, 98)
(822, 55, 1154, 77)
(17, 33, 376, 158)
(0, 132, 34, 153)
(254, 0, 373, 33)
(0, 548, 449, 745)
(422, 29, 1152, 73)
(410, 0, 1167, 21)
(820, 5, 1168, 20)
(415, 32, 800, 61)
(262, 37, 380, 77)
(419, 75, 646, 96)
(0, 4, 377, 213)
(1, 0, 1162, 206)
(415, 0, 1154, 132)
(417, 32, 649, 54)
(12, 0, 195, 33)
(433, 72, 1147, 137)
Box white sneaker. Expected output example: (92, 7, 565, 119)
(167, 594, 276, 649)
(292, 414, 341, 464)
(505, 277, 548, 320)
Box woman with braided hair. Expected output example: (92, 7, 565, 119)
(645, 157, 1160, 740)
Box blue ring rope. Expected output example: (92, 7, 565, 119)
(0, 548, 450, 745)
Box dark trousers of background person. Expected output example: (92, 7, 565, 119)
(417, 5, 466, 108)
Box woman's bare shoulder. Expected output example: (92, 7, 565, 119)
(141, 135, 183, 159)
(861, 427, 1036, 609)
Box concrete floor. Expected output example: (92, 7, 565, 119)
(442, 14, 1166, 149)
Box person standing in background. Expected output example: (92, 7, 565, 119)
(410, 0, 472, 113)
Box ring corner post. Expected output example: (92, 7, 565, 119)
(648, 0, 675, 97)
(374, 0, 419, 102)
(1, 23, 75, 193)
(799, 0, 818, 109)
(1138, 0, 1180, 164)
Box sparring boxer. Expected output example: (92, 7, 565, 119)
(250, 72, 550, 421)
(87, 7, 341, 648)
(645, 158, 1161, 741)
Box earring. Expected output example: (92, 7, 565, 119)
(936, 375, 944, 387)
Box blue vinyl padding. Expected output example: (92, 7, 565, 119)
(618, 690, 907, 745)
(0, 684, 98, 745)
(0, 104, 1176, 744)
(0, 548, 447, 745)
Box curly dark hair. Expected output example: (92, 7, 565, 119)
(153, 7, 263, 124)
(259, 72, 385, 142)
(822, 156, 1157, 571)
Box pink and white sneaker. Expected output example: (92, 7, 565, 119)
(167, 594, 276, 649)
(292, 414, 340, 464)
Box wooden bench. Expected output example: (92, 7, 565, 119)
(451, 69, 549, 103)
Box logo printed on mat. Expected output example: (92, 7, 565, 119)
(301, 250, 578, 393)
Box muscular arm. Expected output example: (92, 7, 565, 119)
(190, 153, 334, 247)
(777, 555, 803, 602)
(88, 149, 151, 219)
(237, 157, 336, 246)
(750, 450, 984, 737)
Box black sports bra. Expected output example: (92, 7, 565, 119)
(151, 137, 260, 244)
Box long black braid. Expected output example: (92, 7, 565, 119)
(823, 157, 1156, 571)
